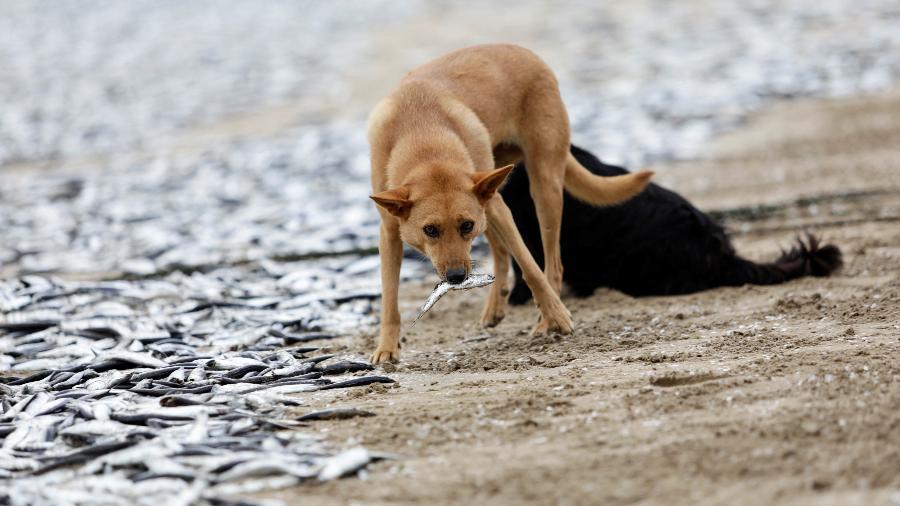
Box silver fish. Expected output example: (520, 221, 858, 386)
(187, 366, 207, 383)
(297, 407, 375, 422)
(318, 447, 371, 480)
(217, 458, 317, 482)
(411, 273, 495, 325)
(99, 350, 168, 368)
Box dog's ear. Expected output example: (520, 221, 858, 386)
(471, 164, 514, 203)
(370, 187, 412, 219)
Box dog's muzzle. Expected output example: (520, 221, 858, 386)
(445, 268, 466, 284)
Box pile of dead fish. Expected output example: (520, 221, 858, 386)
(0, 271, 401, 506)
(2, 1, 899, 168)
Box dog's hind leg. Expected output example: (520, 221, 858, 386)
(520, 123, 568, 294)
(524, 152, 565, 295)
(515, 77, 571, 295)
(371, 218, 404, 364)
(485, 196, 572, 335)
(481, 228, 510, 327)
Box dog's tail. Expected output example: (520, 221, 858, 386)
(725, 234, 843, 286)
(563, 152, 653, 205)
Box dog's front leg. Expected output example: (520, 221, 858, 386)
(485, 196, 573, 335)
(481, 228, 510, 327)
(372, 219, 404, 364)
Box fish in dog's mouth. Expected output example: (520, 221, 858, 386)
(410, 273, 495, 326)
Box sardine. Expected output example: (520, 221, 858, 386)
(318, 361, 373, 376)
(411, 273, 495, 325)
(317, 375, 395, 391)
(318, 447, 371, 480)
(296, 408, 375, 421)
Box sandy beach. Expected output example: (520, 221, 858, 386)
(2, 2, 899, 505)
(259, 89, 900, 506)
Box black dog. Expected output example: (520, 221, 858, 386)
(501, 145, 843, 304)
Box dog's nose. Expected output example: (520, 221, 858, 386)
(446, 268, 466, 285)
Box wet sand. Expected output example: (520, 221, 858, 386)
(259, 89, 900, 505)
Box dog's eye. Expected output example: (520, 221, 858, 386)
(459, 220, 474, 235)
(423, 225, 439, 238)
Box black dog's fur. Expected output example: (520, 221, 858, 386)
(501, 145, 843, 304)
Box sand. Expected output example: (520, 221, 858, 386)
(258, 89, 900, 505)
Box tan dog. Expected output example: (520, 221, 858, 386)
(368, 44, 652, 364)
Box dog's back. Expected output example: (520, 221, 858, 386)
(502, 145, 842, 303)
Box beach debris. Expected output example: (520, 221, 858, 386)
(412, 274, 495, 325)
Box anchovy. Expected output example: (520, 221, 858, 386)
(411, 273, 495, 325)
(0, 394, 36, 421)
(52, 370, 99, 390)
(158, 395, 211, 408)
(130, 366, 181, 381)
(205, 357, 267, 370)
(9, 370, 53, 386)
(34, 440, 137, 475)
(187, 366, 207, 383)
(317, 375, 395, 391)
(99, 351, 169, 369)
(222, 364, 269, 379)
(129, 385, 215, 397)
(83, 372, 132, 391)
(271, 362, 315, 377)
(217, 458, 316, 482)
(167, 368, 187, 383)
(318, 447, 371, 480)
(296, 408, 375, 421)
(318, 361, 374, 376)
(300, 354, 336, 365)
(34, 397, 71, 416)
(268, 328, 338, 343)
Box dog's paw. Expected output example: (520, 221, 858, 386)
(370, 347, 400, 365)
(531, 316, 573, 335)
(532, 297, 573, 335)
(480, 305, 506, 328)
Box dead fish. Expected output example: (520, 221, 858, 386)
(222, 363, 269, 379)
(8, 370, 53, 386)
(184, 410, 208, 444)
(83, 371, 132, 391)
(34, 397, 70, 416)
(271, 362, 315, 377)
(129, 385, 214, 397)
(187, 366, 207, 383)
(217, 458, 317, 482)
(0, 394, 36, 421)
(318, 360, 374, 375)
(268, 327, 338, 343)
(159, 394, 214, 408)
(317, 375, 395, 391)
(296, 408, 375, 422)
(130, 366, 182, 381)
(167, 368, 187, 383)
(318, 447, 370, 480)
(205, 357, 267, 370)
(411, 273, 494, 325)
(99, 350, 168, 369)
(53, 369, 99, 390)
(38, 439, 141, 475)
(0, 310, 61, 332)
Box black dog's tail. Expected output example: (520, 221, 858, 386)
(725, 234, 843, 286)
